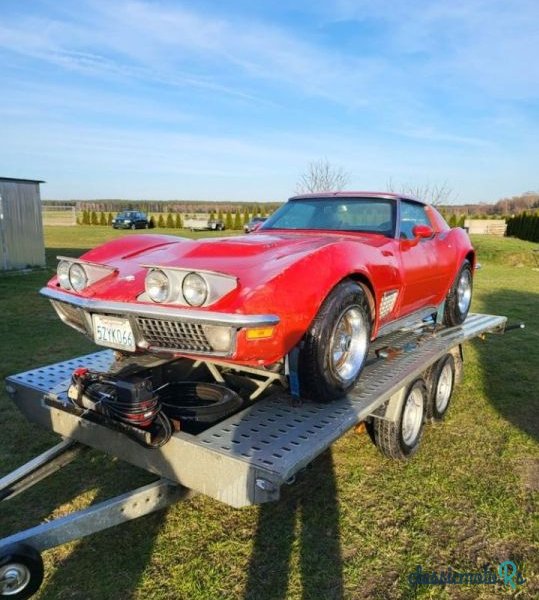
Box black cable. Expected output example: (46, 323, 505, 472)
(70, 371, 172, 448)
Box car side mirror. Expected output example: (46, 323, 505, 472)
(412, 224, 434, 239)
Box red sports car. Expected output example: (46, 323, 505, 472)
(42, 192, 474, 401)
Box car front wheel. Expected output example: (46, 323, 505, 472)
(298, 280, 371, 402)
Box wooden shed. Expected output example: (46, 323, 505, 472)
(0, 177, 46, 270)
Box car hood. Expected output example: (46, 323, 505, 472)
(58, 231, 389, 303)
(119, 232, 385, 276)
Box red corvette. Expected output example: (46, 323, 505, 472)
(42, 192, 475, 401)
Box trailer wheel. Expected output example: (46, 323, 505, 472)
(373, 379, 427, 459)
(426, 354, 455, 421)
(298, 280, 371, 402)
(0, 544, 44, 600)
(443, 260, 473, 326)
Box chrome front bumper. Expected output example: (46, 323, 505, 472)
(40, 287, 280, 357)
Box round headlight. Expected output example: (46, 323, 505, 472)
(57, 260, 71, 289)
(145, 269, 170, 303)
(182, 272, 208, 306)
(69, 263, 88, 292)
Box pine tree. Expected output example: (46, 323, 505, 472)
(243, 206, 250, 226)
(233, 210, 242, 230)
(217, 209, 223, 222)
(448, 214, 457, 228)
(158, 214, 165, 228)
(82, 210, 90, 225)
(100, 212, 107, 226)
(107, 212, 113, 225)
(175, 213, 183, 229)
(225, 211, 233, 230)
(149, 216, 155, 229)
(166, 213, 174, 228)
(91, 211, 98, 225)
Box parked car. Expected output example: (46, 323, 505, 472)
(42, 192, 474, 402)
(244, 217, 267, 233)
(184, 217, 225, 231)
(112, 211, 150, 230)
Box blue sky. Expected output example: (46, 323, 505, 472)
(0, 0, 537, 202)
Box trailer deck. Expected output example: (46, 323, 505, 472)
(4, 313, 506, 508)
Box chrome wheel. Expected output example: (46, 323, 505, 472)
(329, 306, 368, 383)
(401, 388, 424, 446)
(0, 563, 31, 596)
(457, 269, 472, 314)
(435, 362, 453, 413)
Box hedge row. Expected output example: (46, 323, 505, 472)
(77, 210, 261, 230)
(506, 212, 539, 242)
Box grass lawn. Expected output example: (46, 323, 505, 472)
(0, 230, 537, 599)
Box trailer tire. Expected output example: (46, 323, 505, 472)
(0, 543, 44, 599)
(373, 379, 427, 459)
(426, 354, 455, 421)
(443, 260, 473, 326)
(298, 280, 371, 402)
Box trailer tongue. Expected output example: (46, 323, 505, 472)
(1, 313, 510, 599)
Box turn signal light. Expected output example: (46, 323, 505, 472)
(246, 327, 275, 340)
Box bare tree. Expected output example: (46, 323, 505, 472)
(295, 158, 350, 194)
(387, 179, 456, 206)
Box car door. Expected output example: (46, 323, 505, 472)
(397, 200, 443, 314)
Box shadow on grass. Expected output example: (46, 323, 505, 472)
(244, 450, 343, 600)
(476, 289, 538, 442)
(36, 462, 167, 600)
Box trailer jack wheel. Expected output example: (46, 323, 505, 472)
(373, 378, 427, 460)
(0, 544, 43, 599)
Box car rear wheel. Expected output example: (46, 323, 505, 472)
(443, 259, 473, 326)
(298, 280, 371, 402)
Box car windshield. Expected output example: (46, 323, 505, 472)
(118, 212, 136, 218)
(262, 197, 396, 236)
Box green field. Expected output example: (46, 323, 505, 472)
(0, 230, 538, 599)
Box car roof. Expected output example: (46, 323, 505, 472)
(289, 191, 426, 204)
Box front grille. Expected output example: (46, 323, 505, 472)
(136, 317, 212, 353)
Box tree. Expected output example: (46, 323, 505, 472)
(100, 212, 107, 226)
(175, 213, 183, 229)
(295, 158, 350, 194)
(107, 212, 113, 225)
(158, 214, 165, 228)
(225, 211, 234, 230)
(91, 211, 98, 225)
(233, 210, 242, 230)
(243, 206, 250, 226)
(387, 179, 455, 206)
(82, 210, 90, 225)
(148, 216, 155, 229)
(448, 214, 458, 228)
(166, 213, 174, 228)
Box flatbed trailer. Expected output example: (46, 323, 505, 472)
(0, 313, 511, 598)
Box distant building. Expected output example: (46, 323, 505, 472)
(464, 219, 507, 236)
(0, 177, 46, 270)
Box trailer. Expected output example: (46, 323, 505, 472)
(0, 313, 515, 598)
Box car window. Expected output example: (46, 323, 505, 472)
(399, 201, 431, 239)
(263, 198, 395, 236)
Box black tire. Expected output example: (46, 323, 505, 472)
(298, 280, 372, 402)
(373, 379, 427, 459)
(158, 382, 243, 426)
(426, 354, 455, 421)
(443, 260, 473, 326)
(0, 543, 44, 599)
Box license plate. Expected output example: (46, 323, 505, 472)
(92, 314, 136, 351)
